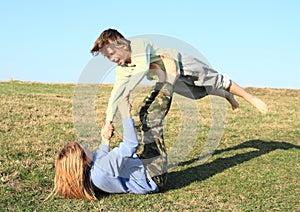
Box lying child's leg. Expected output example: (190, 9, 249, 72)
(138, 82, 174, 191)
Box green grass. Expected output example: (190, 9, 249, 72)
(0, 81, 299, 211)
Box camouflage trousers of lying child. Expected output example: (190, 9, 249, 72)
(134, 82, 173, 191)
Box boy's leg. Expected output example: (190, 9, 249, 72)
(210, 89, 240, 111)
(179, 54, 268, 114)
(227, 81, 268, 114)
(138, 82, 173, 190)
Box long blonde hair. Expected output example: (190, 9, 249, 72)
(46, 141, 96, 201)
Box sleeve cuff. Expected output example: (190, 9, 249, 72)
(99, 144, 110, 152)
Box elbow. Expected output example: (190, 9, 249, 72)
(119, 142, 138, 157)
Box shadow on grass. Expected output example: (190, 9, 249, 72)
(166, 140, 300, 191)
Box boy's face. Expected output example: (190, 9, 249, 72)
(103, 45, 130, 65)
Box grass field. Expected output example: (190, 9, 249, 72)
(0, 81, 299, 211)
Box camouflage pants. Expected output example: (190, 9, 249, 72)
(137, 82, 173, 191)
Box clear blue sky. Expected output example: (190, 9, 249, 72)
(1, 0, 299, 89)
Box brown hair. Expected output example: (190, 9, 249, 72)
(46, 141, 96, 201)
(90, 28, 130, 56)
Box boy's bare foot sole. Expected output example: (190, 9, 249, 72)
(250, 97, 268, 114)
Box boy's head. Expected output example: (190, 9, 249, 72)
(91, 29, 131, 65)
(52, 141, 96, 200)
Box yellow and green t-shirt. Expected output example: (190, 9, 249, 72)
(105, 38, 179, 122)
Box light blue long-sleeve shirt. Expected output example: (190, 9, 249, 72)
(90, 118, 158, 194)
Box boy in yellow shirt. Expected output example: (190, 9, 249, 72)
(91, 28, 268, 138)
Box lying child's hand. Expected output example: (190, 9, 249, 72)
(102, 121, 114, 140)
(101, 125, 112, 146)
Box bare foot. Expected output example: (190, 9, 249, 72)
(227, 94, 240, 111)
(149, 63, 166, 82)
(250, 97, 268, 114)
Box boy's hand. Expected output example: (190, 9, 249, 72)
(118, 93, 132, 119)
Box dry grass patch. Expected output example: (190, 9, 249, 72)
(0, 82, 299, 211)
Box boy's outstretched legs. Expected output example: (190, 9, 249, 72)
(227, 80, 268, 114)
